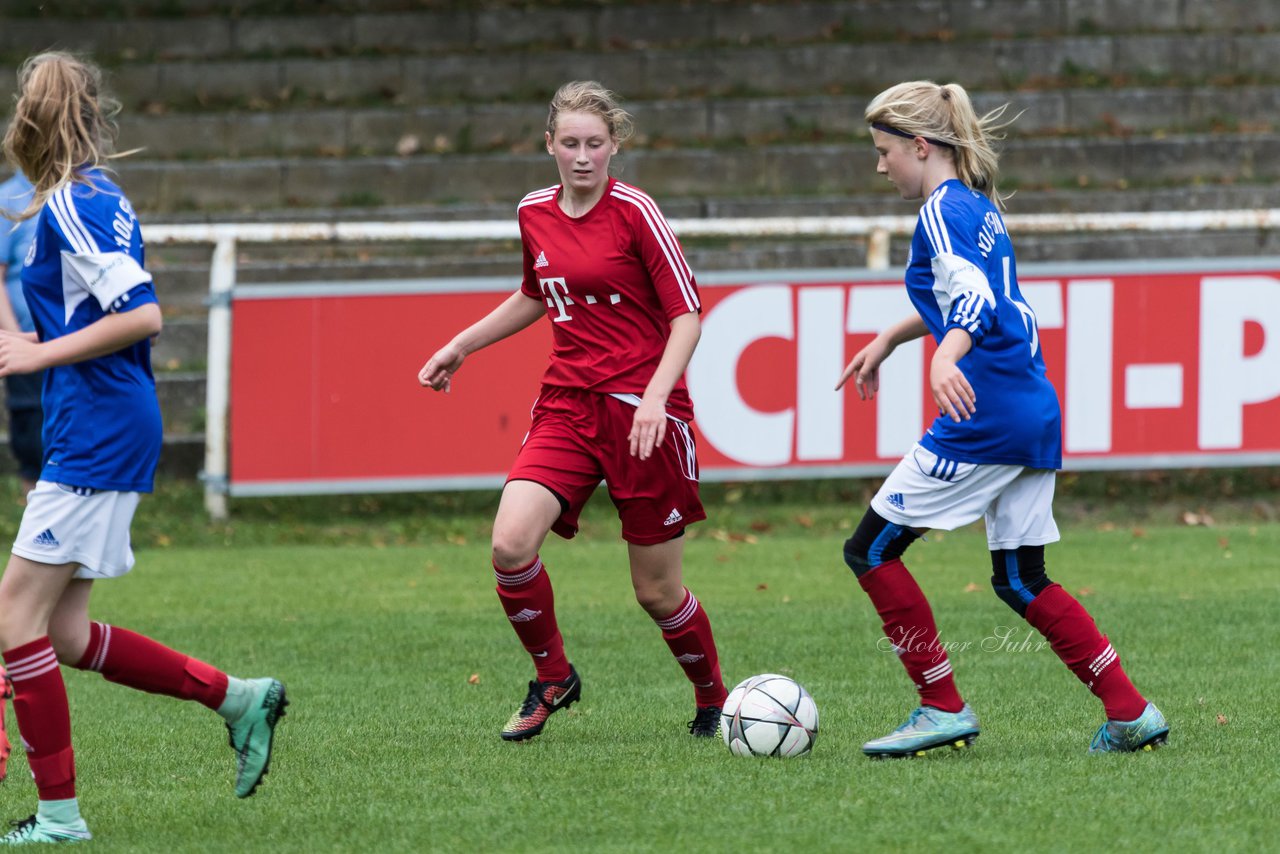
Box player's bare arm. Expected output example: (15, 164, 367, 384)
(419, 290, 544, 392)
(930, 326, 975, 422)
(630, 311, 700, 460)
(836, 314, 929, 398)
(0, 303, 161, 377)
(0, 265, 20, 334)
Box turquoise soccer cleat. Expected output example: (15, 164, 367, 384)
(1089, 702, 1169, 753)
(226, 678, 288, 798)
(862, 704, 980, 758)
(0, 815, 91, 845)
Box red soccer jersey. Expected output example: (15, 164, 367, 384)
(518, 178, 702, 421)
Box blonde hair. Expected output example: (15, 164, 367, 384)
(865, 80, 1015, 208)
(3, 51, 130, 221)
(546, 80, 635, 145)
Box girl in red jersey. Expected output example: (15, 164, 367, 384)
(419, 81, 728, 741)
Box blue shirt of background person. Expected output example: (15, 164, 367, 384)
(0, 171, 40, 406)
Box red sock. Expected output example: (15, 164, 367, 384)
(858, 559, 965, 713)
(494, 556, 570, 682)
(4, 638, 75, 800)
(73, 622, 229, 711)
(655, 588, 727, 708)
(0, 663, 12, 780)
(1024, 583, 1147, 721)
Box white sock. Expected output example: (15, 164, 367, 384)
(36, 798, 81, 827)
(216, 676, 253, 722)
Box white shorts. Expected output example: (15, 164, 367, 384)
(870, 443, 1060, 550)
(11, 481, 141, 579)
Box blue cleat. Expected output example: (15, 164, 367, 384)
(0, 815, 91, 845)
(862, 704, 980, 758)
(1089, 702, 1169, 753)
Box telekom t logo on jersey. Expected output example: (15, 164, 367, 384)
(539, 277, 574, 322)
(539, 277, 624, 323)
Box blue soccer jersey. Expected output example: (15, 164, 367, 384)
(904, 179, 1062, 469)
(21, 170, 161, 492)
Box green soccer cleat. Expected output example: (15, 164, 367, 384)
(226, 678, 288, 798)
(862, 704, 980, 759)
(0, 815, 91, 845)
(1089, 702, 1169, 753)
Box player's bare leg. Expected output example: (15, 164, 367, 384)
(629, 536, 727, 736)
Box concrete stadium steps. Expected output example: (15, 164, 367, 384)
(3, 1, 1278, 64)
(3, 30, 1274, 113)
(112, 84, 1280, 160)
(111, 132, 1280, 212)
(151, 316, 207, 370)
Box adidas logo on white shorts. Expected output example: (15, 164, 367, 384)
(886, 493, 905, 511)
(32, 528, 59, 548)
(663, 508, 683, 526)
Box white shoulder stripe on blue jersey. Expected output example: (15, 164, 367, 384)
(50, 186, 100, 255)
(610, 183, 699, 313)
(921, 186, 952, 256)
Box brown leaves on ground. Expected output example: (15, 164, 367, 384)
(1181, 510, 1215, 527)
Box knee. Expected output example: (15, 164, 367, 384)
(842, 535, 872, 576)
(989, 545, 1051, 617)
(490, 530, 538, 572)
(634, 581, 682, 619)
(843, 508, 917, 578)
(0, 591, 39, 651)
(47, 615, 89, 666)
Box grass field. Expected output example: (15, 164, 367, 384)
(0, 480, 1276, 852)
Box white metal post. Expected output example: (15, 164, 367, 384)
(867, 227, 891, 270)
(202, 236, 236, 520)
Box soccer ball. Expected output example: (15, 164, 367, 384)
(720, 674, 818, 757)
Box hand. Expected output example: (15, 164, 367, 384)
(418, 342, 465, 393)
(836, 337, 891, 400)
(0, 330, 45, 377)
(930, 354, 976, 422)
(628, 396, 668, 460)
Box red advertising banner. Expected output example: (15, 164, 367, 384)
(227, 261, 1280, 495)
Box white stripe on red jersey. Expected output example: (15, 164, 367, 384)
(610, 182, 699, 313)
(518, 185, 560, 210)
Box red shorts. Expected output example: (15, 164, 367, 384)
(507, 386, 706, 545)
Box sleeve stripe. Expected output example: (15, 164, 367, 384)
(921, 187, 952, 256)
(618, 183, 695, 290)
(951, 291, 983, 328)
(611, 183, 699, 312)
(50, 186, 99, 255)
(517, 184, 560, 210)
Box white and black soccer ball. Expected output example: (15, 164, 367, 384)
(720, 674, 818, 757)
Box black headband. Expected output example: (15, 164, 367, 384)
(870, 122, 955, 149)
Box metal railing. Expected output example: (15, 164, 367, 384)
(142, 209, 1280, 518)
